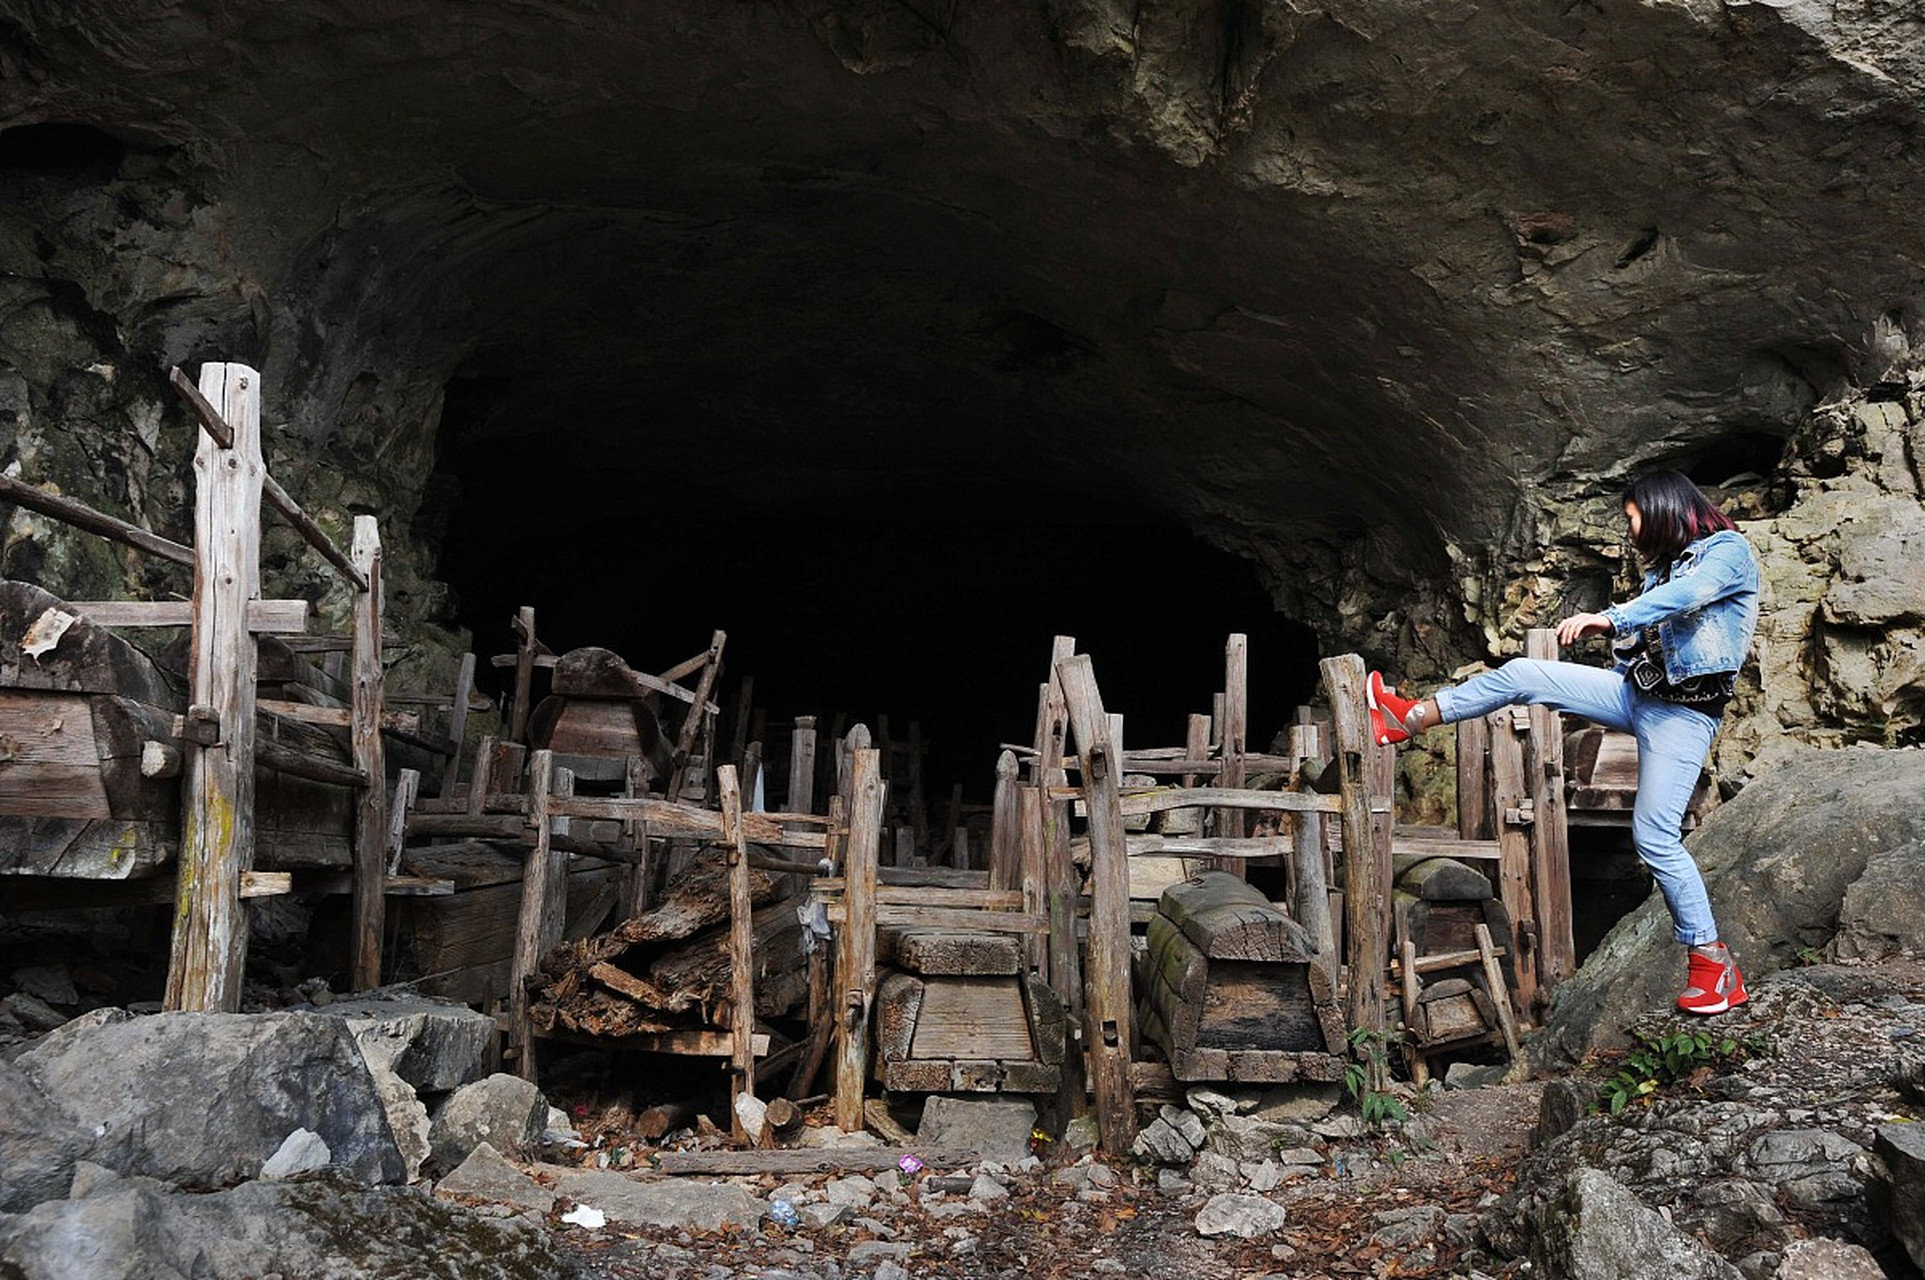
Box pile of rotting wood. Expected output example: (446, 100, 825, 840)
(527, 847, 813, 1043)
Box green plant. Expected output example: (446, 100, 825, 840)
(1596, 1026, 1760, 1115)
(1343, 1027, 1410, 1128)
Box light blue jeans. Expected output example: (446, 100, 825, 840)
(1434, 658, 1720, 946)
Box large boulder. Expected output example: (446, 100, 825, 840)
(0, 1169, 582, 1279)
(1829, 837, 1925, 962)
(1530, 746, 1925, 1068)
(316, 992, 497, 1094)
(1877, 1122, 1925, 1271)
(0, 1060, 87, 1212)
(15, 1012, 405, 1187)
(428, 1073, 546, 1171)
(1528, 1169, 1743, 1280)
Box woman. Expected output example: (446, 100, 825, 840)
(1368, 471, 1761, 1015)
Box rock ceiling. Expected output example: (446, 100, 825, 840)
(3, 1, 1924, 673)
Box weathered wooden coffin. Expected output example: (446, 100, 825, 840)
(1135, 871, 1345, 1083)
(0, 581, 357, 878)
(1564, 725, 1718, 826)
(873, 930, 1066, 1093)
(525, 647, 674, 785)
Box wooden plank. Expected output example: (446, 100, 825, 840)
(257, 698, 419, 734)
(655, 1147, 979, 1177)
(666, 630, 726, 804)
(0, 691, 111, 819)
(1320, 654, 1387, 1046)
(64, 599, 309, 633)
(347, 516, 388, 992)
(435, 652, 477, 799)
(1112, 787, 1341, 817)
(1393, 832, 1502, 861)
(908, 977, 1035, 1060)
(541, 795, 829, 846)
(833, 747, 882, 1132)
(509, 607, 537, 744)
(0, 471, 194, 568)
(988, 750, 1021, 892)
(1476, 923, 1521, 1062)
(166, 361, 264, 1014)
(385, 768, 419, 877)
(1524, 629, 1576, 996)
(1456, 714, 1493, 841)
(717, 765, 758, 1135)
(1488, 708, 1540, 1018)
(1218, 633, 1249, 862)
(787, 715, 817, 816)
(1055, 653, 1135, 1155)
(509, 752, 561, 1082)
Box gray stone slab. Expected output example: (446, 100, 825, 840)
(436, 1142, 557, 1215)
(550, 1169, 762, 1231)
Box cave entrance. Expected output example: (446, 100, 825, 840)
(428, 386, 1322, 814)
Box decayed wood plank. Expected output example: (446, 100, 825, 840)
(908, 976, 1035, 1060)
(1320, 653, 1388, 1046)
(257, 698, 419, 734)
(787, 716, 816, 816)
(833, 746, 882, 1132)
(435, 651, 478, 799)
(1056, 653, 1135, 1155)
(348, 516, 388, 992)
(989, 750, 1020, 892)
(65, 599, 309, 633)
(166, 361, 264, 1014)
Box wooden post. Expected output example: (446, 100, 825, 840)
(907, 720, 928, 853)
(1218, 634, 1249, 867)
(509, 606, 537, 744)
(1368, 714, 1397, 958)
(166, 361, 265, 1013)
(1523, 629, 1576, 995)
(1291, 719, 1336, 976)
(348, 515, 389, 992)
(1183, 713, 1210, 789)
(989, 749, 1021, 891)
(1320, 654, 1389, 1046)
(717, 765, 758, 1132)
(1056, 653, 1137, 1155)
(435, 652, 477, 798)
(1489, 708, 1540, 1017)
(618, 754, 654, 919)
(385, 768, 420, 876)
(510, 751, 562, 1082)
(787, 715, 817, 816)
(833, 747, 882, 1132)
(667, 629, 726, 803)
(1455, 714, 1493, 841)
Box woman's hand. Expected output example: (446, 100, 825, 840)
(1555, 611, 1613, 647)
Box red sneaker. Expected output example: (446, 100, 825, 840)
(1677, 947, 1748, 1015)
(1367, 671, 1420, 747)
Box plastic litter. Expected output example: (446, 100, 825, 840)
(897, 1153, 924, 1176)
(767, 1199, 798, 1228)
(560, 1205, 606, 1230)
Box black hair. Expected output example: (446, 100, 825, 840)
(1623, 470, 1737, 566)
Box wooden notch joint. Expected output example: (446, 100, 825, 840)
(174, 706, 222, 747)
(1503, 799, 1536, 827)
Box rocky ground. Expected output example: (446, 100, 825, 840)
(503, 959, 1921, 1280)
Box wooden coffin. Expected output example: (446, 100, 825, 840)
(872, 930, 1065, 1093)
(0, 582, 360, 877)
(1136, 871, 1345, 1083)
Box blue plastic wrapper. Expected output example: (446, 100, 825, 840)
(767, 1199, 799, 1228)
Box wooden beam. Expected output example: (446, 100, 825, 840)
(436, 652, 477, 799)
(1320, 654, 1388, 1048)
(787, 716, 817, 816)
(1524, 629, 1576, 996)
(510, 753, 569, 1083)
(0, 472, 195, 568)
(1034, 636, 1084, 1126)
(1110, 787, 1341, 816)
(346, 516, 389, 992)
(833, 747, 882, 1133)
(1488, 708, 1540, 1018)
(256, 738, 367, 788)
(509, 607, 538, 744)
(1055, 653, 1136, 1155)
(717, 765, 758, 1135)
(257, 698, 419, 734)
(65, 599, 309, 633)
(166, 361, 264, 1013)
(1218, 633, 1250, 864)
(988, 749, 1020, 892)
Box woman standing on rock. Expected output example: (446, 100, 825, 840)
(1368, 470, 1761, 1015)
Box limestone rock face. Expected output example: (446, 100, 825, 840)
(3, 3, 1925, 745)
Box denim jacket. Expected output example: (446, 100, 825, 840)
(1602, 529, 1760, 681)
